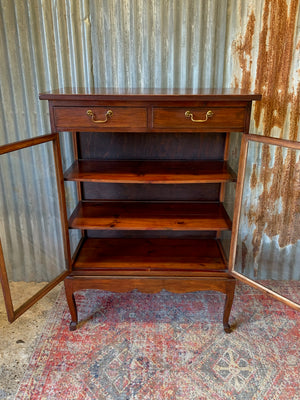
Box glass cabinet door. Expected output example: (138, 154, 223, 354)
(229, 133, 300, 311)
(0, 134, 71, 322)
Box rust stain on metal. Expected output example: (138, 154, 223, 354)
(249, 0, 299, 254)
(289, 82, 300, 141)
(248, 146, 300, 260)
(250, 164, 257, 189)
(233, 0, 300, 260)
(253, 0, 300, 139)
(233, 0, 299, 139)
(232, 11, 256, 92)
(241, 241, 248, 274)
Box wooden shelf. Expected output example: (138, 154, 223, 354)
(72, 238, 227, 275)
(64, 160, 236, 184)
(68, 201, 232, 231)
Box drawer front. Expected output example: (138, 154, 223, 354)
(152, 107, 246, 130)
(54, 107, 147, 129)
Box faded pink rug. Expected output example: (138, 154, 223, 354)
(15, 281, 300, 399)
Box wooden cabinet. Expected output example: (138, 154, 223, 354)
(45, 88, 261, 332)
(1, 88, 271, 331)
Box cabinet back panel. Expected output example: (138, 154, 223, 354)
(82, 183, 220, 201)
(86, 230, 217, 239)
(78, 132, 226, 160)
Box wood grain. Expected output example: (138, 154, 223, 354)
(40, 87, 262, 101)
(64, 160, 237, 183)
(0, 134, 56, 155)
(68, 201, 232, 231)
(153, 107, 246, 131)
(54, 106, 147, 130)
(72, 238, 226, 274)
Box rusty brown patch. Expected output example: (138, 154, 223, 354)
(232, 11, 256, 92)
(233, 0, 300, 264)
(253, 0, 300, 139)
(241, 241, 248, 274)
(248, 144, 300, 261)
(250, 163, 257, 189)
(289, 82, 300, 141)
(233, 0, 300, 140)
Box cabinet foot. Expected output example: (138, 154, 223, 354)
(223, 323, 232, 333)
(69, 321, 77, 331)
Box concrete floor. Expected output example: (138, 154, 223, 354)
(0, 282, 62, 400)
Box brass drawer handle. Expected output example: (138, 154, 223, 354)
(185, 110, 214, 123)
(87, 109, 113, 123)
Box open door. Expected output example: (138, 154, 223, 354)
(0, 134, 71, 322)
(229, 134, 300, 311)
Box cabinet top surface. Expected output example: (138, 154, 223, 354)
(39, 87, 262, 101)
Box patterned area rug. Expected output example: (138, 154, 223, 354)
(15, 282, 300, 400)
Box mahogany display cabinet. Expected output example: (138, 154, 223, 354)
(1, 89, 299, 331)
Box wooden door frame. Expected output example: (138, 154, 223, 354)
(229, 133, 300, 311)
(0, 134, 71, 322)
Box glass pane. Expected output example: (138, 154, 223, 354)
(234, 139, 300, 303)
(0, 141, 67, 310)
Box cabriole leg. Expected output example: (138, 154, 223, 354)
(223, 279, 236, 333)
(64, 278, 78, 331)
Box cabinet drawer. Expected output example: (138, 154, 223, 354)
(152, 107, 246, 131)
(54, 107, 147, 130)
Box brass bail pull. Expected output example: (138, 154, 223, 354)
(185, 110, 214, 123)
(87, 109, 113, 123)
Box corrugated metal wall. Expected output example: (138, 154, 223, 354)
(0, 0, 299, 282)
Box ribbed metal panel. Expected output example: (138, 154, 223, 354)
(91, 0, 229, 88)
(227, 0, 300, 286)
(0, 0, 299, 284)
